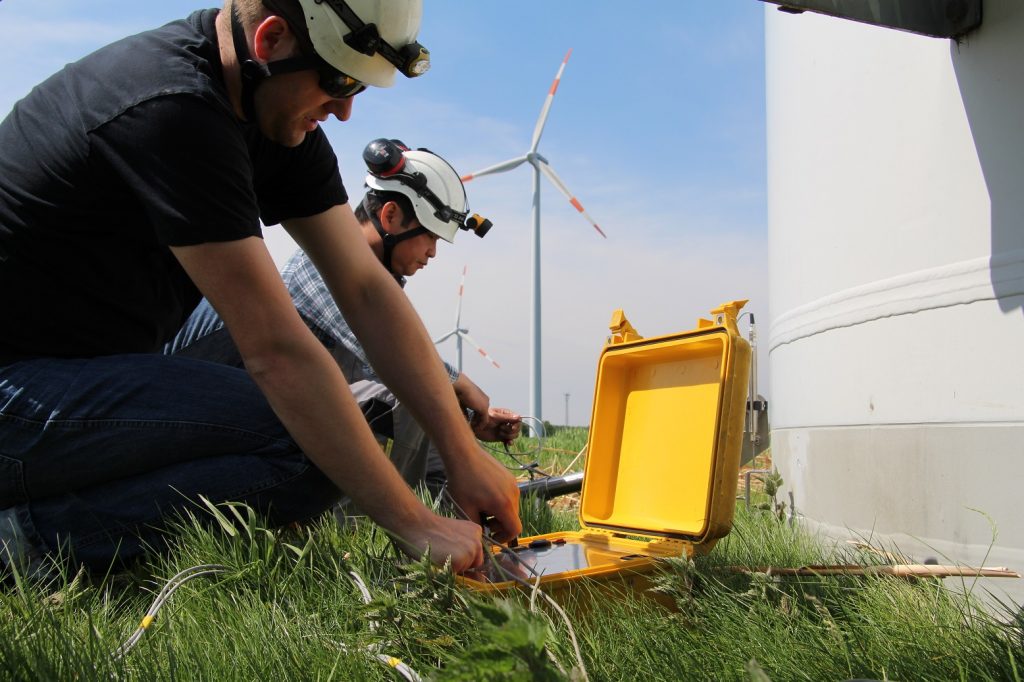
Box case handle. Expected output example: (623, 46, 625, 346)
(608, 309, 642, 345)
(709, 299, 748, 336)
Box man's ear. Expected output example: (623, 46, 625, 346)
(380, 201, 405, 234)
(252, 16, 296, 62)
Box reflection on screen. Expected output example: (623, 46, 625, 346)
(462, 538, 649, 585)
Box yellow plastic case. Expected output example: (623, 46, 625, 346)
(459, 300, 752, 595)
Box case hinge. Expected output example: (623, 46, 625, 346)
(584, 530, 691, 557)
(582, 529, 616, 540)
(659, 537, 688, 553)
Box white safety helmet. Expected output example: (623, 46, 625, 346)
(362, 139, 492, 243)
(294, 0, 430, 88)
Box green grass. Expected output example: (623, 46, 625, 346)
(2, 454, 1022, 681)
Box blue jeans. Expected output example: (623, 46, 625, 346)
(0, 350, 341, 573)
(168, 300, 447, 508)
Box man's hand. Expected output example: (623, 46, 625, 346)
(396, 512, 485, 573)
(453, 374, 521, 444)
(445, 449, 522, 544)
(472, 406, 522, 445)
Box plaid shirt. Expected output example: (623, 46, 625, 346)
(281, 250, 459, 383)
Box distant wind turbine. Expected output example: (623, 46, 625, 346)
(461, 49, 605, 422)
(433, 265, 500, 373)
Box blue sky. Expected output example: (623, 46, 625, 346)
(1, 1, 768, 425)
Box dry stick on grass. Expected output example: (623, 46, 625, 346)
(728, 564, 1020, 579)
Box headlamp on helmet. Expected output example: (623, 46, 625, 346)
(463, 214, 493, 238)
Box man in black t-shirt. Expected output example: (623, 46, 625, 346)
(0, 0, 520, 576)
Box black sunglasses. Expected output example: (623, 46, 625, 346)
(264, 55, 367, 99)
(315, 62, 367, 99)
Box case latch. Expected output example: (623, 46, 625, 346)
(708, 299, 748, 336)
(608, 309, 642, 345)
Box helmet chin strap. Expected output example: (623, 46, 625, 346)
(363, 194, 430, 279)
(230, 8, 264, 122)
(230, 8, 314, 123)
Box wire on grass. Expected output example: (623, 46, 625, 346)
(111, 564, 230, 661)
(478, 532, 590, 682)
(443, 490, 590, 682)
(480, 416, 555, 480)
(336, 567, 423, 682)
(112, 561, 423, 682)
(325, 637, 424, 682)
(496, 448, 554, 480)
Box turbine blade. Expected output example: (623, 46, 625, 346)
(537, 160, 607, 238)
(530, 49, 572, 153)
(459, 332, 501, 369)
(433, 330, 457, 345)
(460, 155, 528, 183)
(454, 264, 467, 327)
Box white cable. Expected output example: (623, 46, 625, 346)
(363, 398, 400, 435)
(444, 491, 590, 681)
(325, 635, 424, 682)
(111, 564, 230, 661)
(371, 652, 423, 682)
(481, 539, 590, 682)
(112, 562, 422, 682)
(344, 567, 423, 681)
(348, 569, 374, 607)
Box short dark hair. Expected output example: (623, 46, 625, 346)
(230, 0, 271, 26)
(355, 190, 417, 227)
(231, 0, 318, 56)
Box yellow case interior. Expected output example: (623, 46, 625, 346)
(459, 300, 751, 593)
(582, 330, 730, 540)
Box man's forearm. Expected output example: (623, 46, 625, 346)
(341, 272, 481, 467)
(244, 333, 432, 530)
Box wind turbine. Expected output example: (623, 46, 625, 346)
(433, 265, 500, 373)
(461, 49, 605, 422)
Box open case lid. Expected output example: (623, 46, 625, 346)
(578, 300, 751, 548)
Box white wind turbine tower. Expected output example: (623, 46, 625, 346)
(461, 49, 605, 423)
(433, 265, 500, 373)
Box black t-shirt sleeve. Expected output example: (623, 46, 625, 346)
(88, 94, 262, 246)
(253, 126, 348, 226)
